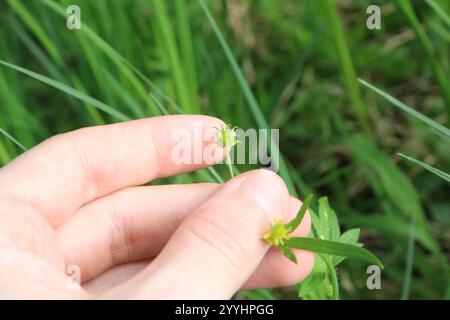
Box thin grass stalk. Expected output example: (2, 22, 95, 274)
(151, 0, 197, 114)
(198, 0, 296, 195)
(315, 0, 370, 134)
(395, 0, 450, 122)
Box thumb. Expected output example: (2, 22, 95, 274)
(111, 169, 290, 299)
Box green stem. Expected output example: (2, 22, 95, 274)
(322, 255, 339, 300)
(0, 127, 27, 152)
(395, 0, 450, 122)
(315, 0, 370, 135)
(198, 0, 296, 194)
(226, 152, 234, 179)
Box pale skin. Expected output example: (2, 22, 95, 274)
(0, 115, 314, 299)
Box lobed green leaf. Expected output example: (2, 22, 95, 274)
(318, 197, 340, 241)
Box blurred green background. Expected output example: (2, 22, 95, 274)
(0, 0, 449, 299)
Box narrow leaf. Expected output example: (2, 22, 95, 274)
(359, 79, 450, 138)
(0, 127, 27, 151)
(286, 194, 313, 231)
(286, 237, 383, 268)
(0, 59, 130, 122)
(425, 0, 450, 28)
(279, 245, 297, 263)
(398, 153, 450, 183)
(198, 0, 296, 195)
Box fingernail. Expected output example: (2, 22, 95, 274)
(236, 169, 287, 220)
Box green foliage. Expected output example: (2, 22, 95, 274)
(263, 196, 382, 300)
(394, 0, 450, 120)
(286, 237, 383, 268)
(359, 79, 450, 138)
(304, 197, 372, 299)
(398, 153, 450, 183)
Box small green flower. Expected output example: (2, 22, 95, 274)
(263, 194, 313, 248)
(215, 124, 239, 149)
(262, 219, 292, 247)
(215, 124, 240, 179)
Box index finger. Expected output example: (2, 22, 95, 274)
(0, 115, 226, 226)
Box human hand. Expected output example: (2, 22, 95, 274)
(0, 115, 313, 299)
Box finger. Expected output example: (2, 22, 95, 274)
(0, 115, 225, 226)
(104, 169, 291, 299)
(60, 183, 312, 285)
(83, 260, 151, 294)
(0, 240, 88, 299)
(82, 199, 313, 294)
(57, 183, 220, 282)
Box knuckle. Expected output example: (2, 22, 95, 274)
(50, 129, 100, 199)
(107, 201, 132, 265)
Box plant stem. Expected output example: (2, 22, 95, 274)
(395, 0, 450, 122)
(0, 127, 27, 152)
(315, 0, 370, 135)
(198, 0, 296, 194)
(226, 151, 234, 179)
(322, 255, 339, 300)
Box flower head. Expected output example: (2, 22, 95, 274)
(262, 219, 292, 247)
(215, 124, 239, 149)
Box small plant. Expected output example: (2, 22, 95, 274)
(263, 194, 383, 299)
(263, 194, 314, 262)
(212, 124, 383, 299)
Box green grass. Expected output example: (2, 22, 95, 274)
(398, 153, 450, 183)
(315, 0, 370, 134)
(394, 0, 450, 121)
(359, 79, 450, 138)
(0, 0, 449, 299)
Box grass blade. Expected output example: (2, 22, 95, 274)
(425, 0, 450, 28)
(0, 60, 130, 122)
(198, 0, 268, 129)
(286, 237, 384, 268)
(394, 0, 450, 119)
(0, 127, 27, 151)
(39, 0, 162, 116)
(347, 136, 434, 246)
(315, 0, 369, 133)
(7, 0, 63, 66)
(151, 0, 197, 113)
(198, 0, 296, 194)
(0, 60, 226, 185)
(359, 79, 450, 138)
(14, 0, 226, 185)
(174, 0, 200, 109)
(398, 153, 450, 183)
